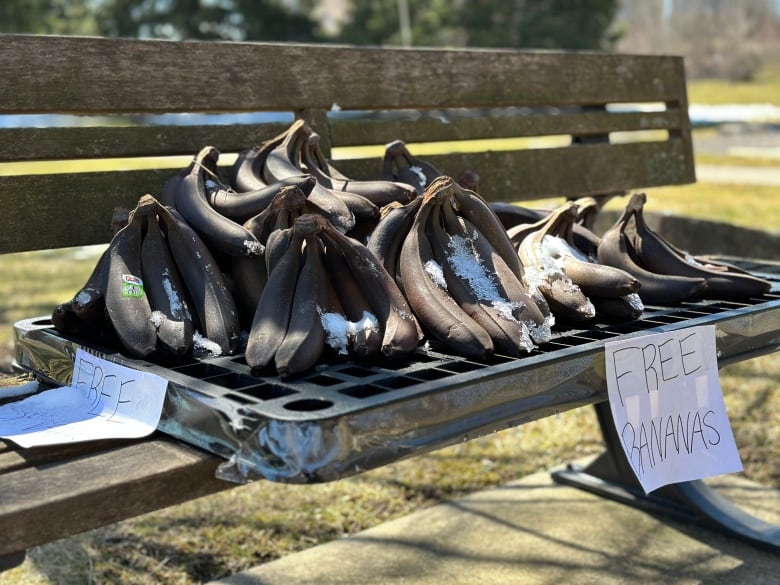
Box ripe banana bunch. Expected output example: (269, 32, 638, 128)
(164, 146, 264, 257)
(512, 201, 643, 322)
(53, 195, 241, 358)
(382, 139, 443, 195)
(254, 119, 416, 237)
(500, 201, 601, 258)
(390, 176, 552, 360)
(300, 129, 417, 209)
(226, 182, 312, 328)
(245, 213, 420, 377)
(598, 192, 771, 303)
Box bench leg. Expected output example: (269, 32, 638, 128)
(0, 551, 26, 572)
(551, 402, 780, 552)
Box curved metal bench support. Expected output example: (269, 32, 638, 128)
(551, 401, 780, 552)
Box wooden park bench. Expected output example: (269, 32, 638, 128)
(1, 34, 778, 571)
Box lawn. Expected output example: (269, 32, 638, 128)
(687, 64, 780, 105)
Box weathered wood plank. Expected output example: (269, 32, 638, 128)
(0, 109, 681, 163)
(0, 122, 292, 162)
(0, 35, 688, 115)
(328, 109, 682, 147)
(0, 437, 229, 557)
(0, 438, 137, 474)
(0, 139, 695, 255)
(336, 139, 697, 200)
(0, 169, 174, 253)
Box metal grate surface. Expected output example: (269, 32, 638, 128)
(12, 257, 780, 483)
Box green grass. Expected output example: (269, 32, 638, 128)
(696, 153, 780, 167)
(606, 182, 780, 231)
(0, 246, 106, 367)
(687, 64, 780, 105)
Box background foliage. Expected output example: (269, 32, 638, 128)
(1, 0, 619, 49)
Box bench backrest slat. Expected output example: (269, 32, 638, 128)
(0, 34, 695, 254)
(0, 123, 293, 161)
(1, 36, 690, 113)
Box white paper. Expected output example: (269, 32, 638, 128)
(604, 325, 742, 493)
(0, 349, 167, 447)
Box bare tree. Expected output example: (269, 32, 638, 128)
(615, 0, 780, 80)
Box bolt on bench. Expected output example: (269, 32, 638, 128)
(1, 34, 779, 571)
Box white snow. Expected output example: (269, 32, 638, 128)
(193, 331, 223, 356)
(424, 259, 448, 289)
(320, 309, 380, 355)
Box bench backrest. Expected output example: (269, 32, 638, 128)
(0, 34, 695, 254)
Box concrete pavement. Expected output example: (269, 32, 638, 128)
(207, 458, 780, 585)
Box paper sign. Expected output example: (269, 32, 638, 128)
(604, 325, 742, 493)
(0, 349, 167, 448)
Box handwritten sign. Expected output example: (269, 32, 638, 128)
(604, 325, 742, 493)
(0, 349, 167, 447)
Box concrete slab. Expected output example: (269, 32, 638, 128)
(207, 460, 779, 585)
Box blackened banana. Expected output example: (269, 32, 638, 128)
(366, 197, 422, 278)
(591, 293, 644, 321)
(456, 213, 552, 344)
(275, 233, 327, 378)
(449, 180, 525, 281)
(572, 196, 601, 231)
(104, 207, 158, 358)
(230, 126, 291, 192)
(628, 192, 771, 299)
(489, 202, 548, 229)
(516, 202, 596, 322)
(398, 187, 494, 359)
(597, 201, 708, 306)
(150, 196, 241, 355)
(141, 212, 194, 355)
(52, 299, 117, 344)
(243, 184, 308, 243)
(429, 201, 533, 356)
(71, 247, 110, 323)
(303, 133, 416, 207)
(561, 254, 640, 299)
(382, 139, 442, 195)
(529, 205, 641, 299)
(318, 215, 420, 358)
(173, 146, 263, 257)
(209, 174, 315, 223)
(265, 226, 294, 276)
(332, 187, 380, 228)
(228, 253, 268, 330)
(263, 120, 355, 233)
(502, 203, 601, 256)
(322, 239, 382, 357)
(245, 226, 305, 371)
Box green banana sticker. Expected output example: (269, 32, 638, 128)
(121, 274, 145, 298)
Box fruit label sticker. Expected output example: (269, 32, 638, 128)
(0, 349, 167, 447)
(604, 325, 742, 494)
(121, 274, 145, 298)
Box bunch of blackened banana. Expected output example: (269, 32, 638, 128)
(511, 201, 643, 322)
(53, 195, 241, 358)
(598, 192, 771, 304)
(226, 180, 321, 328)
(369, 176, 552, 360)
(245, 213, 420, 378)
(231, 119, 416, 239)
